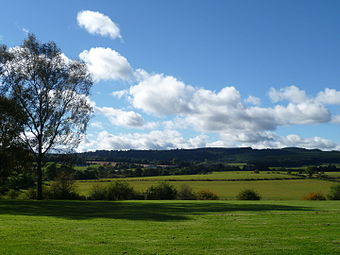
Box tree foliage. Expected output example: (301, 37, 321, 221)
(145, 182, 177, 200)
(0, 34, 93, 199)
(0, 96, 32, 192)
(236, 189, 261, 200)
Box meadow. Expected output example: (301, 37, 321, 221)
(0, 200, 339, 255)
(76, 171, 336, 200)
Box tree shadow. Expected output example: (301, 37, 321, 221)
(0, 200, 312, 221)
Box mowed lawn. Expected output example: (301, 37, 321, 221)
(0, 200, 339, 255)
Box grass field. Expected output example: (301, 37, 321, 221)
(111, 171, 302, 180)
(325, 172, 340, 178)
(0, 200, 339, 255)
(76, 171, 336, 200)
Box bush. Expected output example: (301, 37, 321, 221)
(237, 189, 261, 200)
(177, 184, 196, 200)
(106, 181, 135, 200)
(45, 173, 80, 200)
(328, 184, 340, 200)
(5, 189, 20, 199)
(24, 188, 37, 199)
(145, 182, 177, 200)
(303, 192, 326, 200)
(88, 183, 107, 200)
(196, 190, 218, 200)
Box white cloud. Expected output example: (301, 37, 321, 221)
(128, 77, 333, 135)
(79, 47, 133, 82)
(77, 130, 209, 151)
(95, 106, 144, 128)
(280, 134, 337, 150)
(77, 10, 121, 39)
(273, 102, 331, 125)
(316, 88, 340, 104)
(269, 85, 308, 103)
(245, 95, 261, 105)
(129, 74, 195, 116)
(215, 131, 339, 150)
(331, 115, 340, 123)
(111, 90, 128, 98)
(77, 128, 339, 151)
(90, 121, 104, 129)
(22, 27, 29, 35)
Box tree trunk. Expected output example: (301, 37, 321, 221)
(36, 154, 43, 200)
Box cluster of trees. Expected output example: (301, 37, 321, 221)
(41, 161, 340, 182)
(41, 162, 246, 181)
(0, 34, 93, 199)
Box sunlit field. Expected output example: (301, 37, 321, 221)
(0, 200, 339, 255)
(75, 171, 335, 200)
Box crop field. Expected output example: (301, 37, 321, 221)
(0, 200, 339, 255)
(325, 172, 340, 178)
(116, 171, 303, 180)
(76, 171, 336, 200)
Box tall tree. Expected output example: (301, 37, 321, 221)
(0, 96, 32, 191)
(0, 34, 93, 199)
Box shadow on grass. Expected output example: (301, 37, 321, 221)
(0, 200, 312, 221)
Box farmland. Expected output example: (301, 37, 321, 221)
(0, 200, 339, 255)
(75, 171, 337, 200)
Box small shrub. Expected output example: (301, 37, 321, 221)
(5, 189, 20, 199)
(46, 173, 80, 199)
(24, 188, 37, 199)
(303, 192, 326, 200)
(253, 170, 260, 174)
(177, 184, 196, 200)
(237, 189, 261, 200)
(328, 184, 340, 200)
(88, 183, 107, 200)
(145, 182, 177, 200)
(196, 190, 218, 200)
(106, 181, 135, 200)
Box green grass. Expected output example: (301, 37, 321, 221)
(77, 178, 334, 200)
(117, 171, 301, 180)
(0, 200, 339, 255)
(325, 172, 340, 178)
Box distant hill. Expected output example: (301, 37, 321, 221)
(71, 147, 340, 167)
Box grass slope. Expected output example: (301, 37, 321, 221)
(0, 200, 339, 255)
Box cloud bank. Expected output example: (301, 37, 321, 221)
(74, 10, 340, 151)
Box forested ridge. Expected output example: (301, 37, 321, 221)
(63, 147, 340, 167)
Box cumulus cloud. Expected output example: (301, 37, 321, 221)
(111, 90, 129, 98)
(77, 128, 339, 152)
(77, 130, 209, 151)
(90, 121, 104, 129)
(245, 95, 261, 105)
(129, 74, 195, 116)
(95, 106, 144, 127)
(269, 85, 308, 103)
(316, 88, 340, 104)
(216, 130, 339, 150)
(128, 77, 332, 135)
(79, 47, 133, 81)
(280, 135, 337, 150)
(77, 10, 121, 39)
(331, 115, 340, 123)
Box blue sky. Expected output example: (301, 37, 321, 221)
(1, 0, 340, 151)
